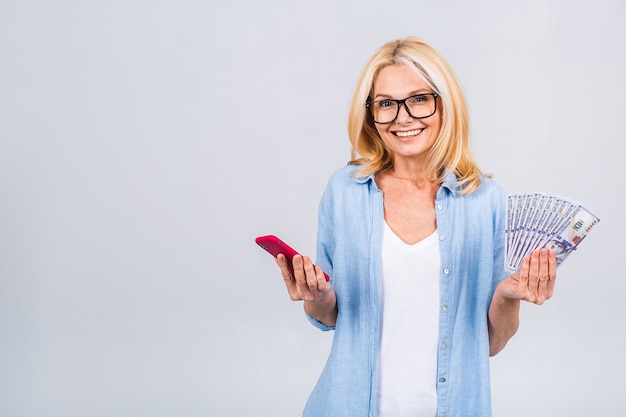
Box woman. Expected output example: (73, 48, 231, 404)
(275, 37, 556, 417)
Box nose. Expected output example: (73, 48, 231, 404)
(395, 102, 413, 124)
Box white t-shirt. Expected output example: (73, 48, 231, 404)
(376, 222, 441, 417)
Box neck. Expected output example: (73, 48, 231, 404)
(387, 171, 433, 189)
(388, 161, 435, 188)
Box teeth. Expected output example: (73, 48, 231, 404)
(395, 129, 422, 138)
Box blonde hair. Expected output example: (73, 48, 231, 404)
(348, 37, 483, 194)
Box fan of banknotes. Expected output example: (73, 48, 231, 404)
(505, 193, 600, 271)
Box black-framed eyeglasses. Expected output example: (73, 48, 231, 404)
(365, 93, 439, 124)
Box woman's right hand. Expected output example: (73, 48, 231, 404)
(275, 254, 338, 326)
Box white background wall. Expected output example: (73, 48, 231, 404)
(1, 1, 624, 416)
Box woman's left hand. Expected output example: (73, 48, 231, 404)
(497, 248, 557, 305)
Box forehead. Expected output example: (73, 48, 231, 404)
(373, 64, 430, 97)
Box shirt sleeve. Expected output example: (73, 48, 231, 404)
(305, 172, 337, 331)
(306, 313, 335, 331)
(491, 180, 510, 293)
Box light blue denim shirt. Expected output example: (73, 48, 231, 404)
(304, 164, 508, 417)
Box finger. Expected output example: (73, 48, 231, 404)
(527, 250, 541, 302)
(314, 265, 329, 290)
(518, 255, 530, 290)
(302, 256, 319, 292)
(545, 249, 557, 299)
(292, 254, 309, 289)
(275, 254, 305, 301)
(275, 254, 294, 283)
(548, 249, 557, 279)
(536, 249, 551, 304)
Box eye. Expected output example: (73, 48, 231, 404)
(409, 94, 428, 104)
(377, 100, 394, 108)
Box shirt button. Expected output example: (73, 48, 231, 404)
(442, 304, 448, 311)
(439, 235, 446, 241)
(443, 268, 449, 275)
(437, 204, 443, 210)
(441, 341, 448, 348)
(439, 377, 446, 383)
(440, 413, 446, 417)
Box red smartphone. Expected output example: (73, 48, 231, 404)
(255, 235, 330, 281)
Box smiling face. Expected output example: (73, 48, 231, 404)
(371, 64, 441, 168)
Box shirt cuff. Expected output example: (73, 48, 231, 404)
(306, 313, 335, 331)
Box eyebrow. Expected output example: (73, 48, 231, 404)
(373, 89, 431, 100)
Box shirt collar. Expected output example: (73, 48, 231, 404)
(440, 171, 461, 197)
(354, 173, 374, 184)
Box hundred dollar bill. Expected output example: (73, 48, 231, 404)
(540, 205, 600, 267)
(506, 195, 516, 266)
(513, 197, 578, 270)
(513, 197, 575, 270)
(520, 195, 558, 265)
(510, 193, 539, 270)
(514, 193, 548, 268)
(505, 193, 600, 271)
(509, 194, 532, 268)
(506, 195, 524, 268)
